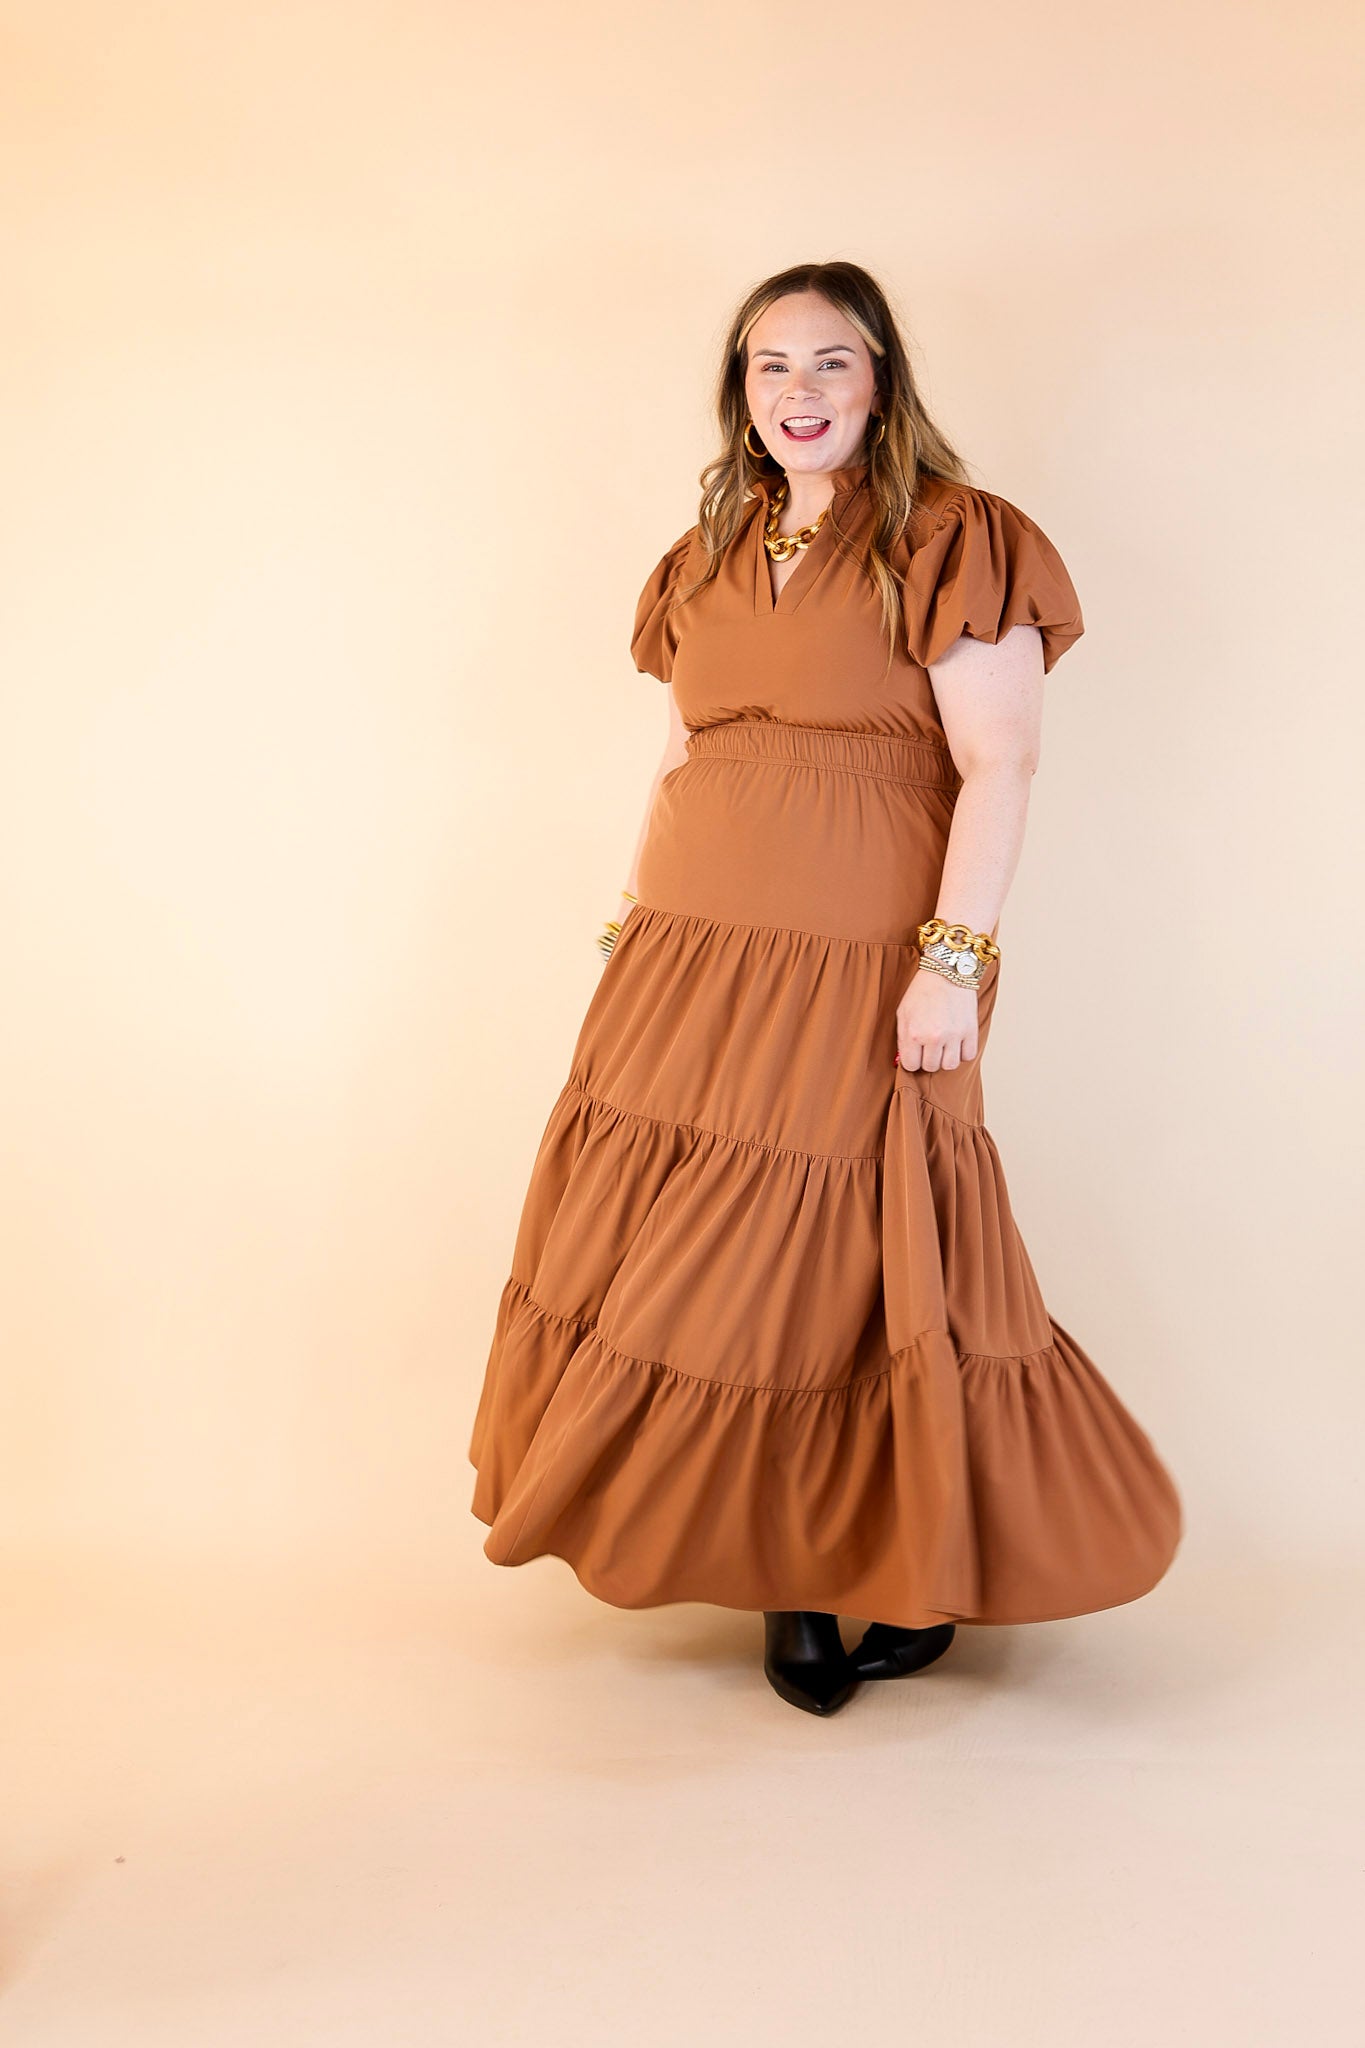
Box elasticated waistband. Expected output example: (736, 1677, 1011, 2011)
(685, 718, 962, 792)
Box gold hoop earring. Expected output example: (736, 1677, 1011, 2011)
(871, 415, 887, 445)
(743, 421, 768, 460)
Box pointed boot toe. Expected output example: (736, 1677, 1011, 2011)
(763, 1657, 859, 1716)
(848, 1620, 957, 1680)
(762, 1610, 860, 1716)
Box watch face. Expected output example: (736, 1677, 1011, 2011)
(928, 941, 979, 975)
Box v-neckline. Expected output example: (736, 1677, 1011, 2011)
(748, 460, 870, 619)
(755, 512, 835, 617)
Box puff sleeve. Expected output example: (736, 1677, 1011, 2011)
(630, 528, 695, 683)
(900, 487, 1084, 675)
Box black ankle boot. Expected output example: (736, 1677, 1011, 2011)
(847, 1619, 957, 1680)
(762, 1610, 859, 1716)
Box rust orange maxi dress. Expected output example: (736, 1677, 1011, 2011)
(468, 460, 1183, 1628)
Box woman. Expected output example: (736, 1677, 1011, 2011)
(468, 261, 1182, 1716)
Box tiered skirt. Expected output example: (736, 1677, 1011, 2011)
(468, 721, 1182, 1626)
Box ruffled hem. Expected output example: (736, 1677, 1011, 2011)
(469, 1275, 1182, 1627)
(468, 899, 1181, 1628)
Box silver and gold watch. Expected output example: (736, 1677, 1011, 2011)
(915, 919, 1000, 992)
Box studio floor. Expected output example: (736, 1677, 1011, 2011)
(0, 1546, 1357, 2046)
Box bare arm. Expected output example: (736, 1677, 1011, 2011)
(897, 624, 1044, 1072)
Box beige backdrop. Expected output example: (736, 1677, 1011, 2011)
(1, 4, 1361, 2042)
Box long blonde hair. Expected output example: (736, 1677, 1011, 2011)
(676, 261, 972, 672)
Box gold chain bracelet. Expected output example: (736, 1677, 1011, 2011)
(915, 917, 1000, 992)
(598, 891, 639, 960)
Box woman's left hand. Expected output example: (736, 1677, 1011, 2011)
(894, 968, 981, 1072)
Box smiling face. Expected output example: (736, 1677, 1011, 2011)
(743, 290, 879, 478)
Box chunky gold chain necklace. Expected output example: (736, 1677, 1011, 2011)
(763, 482, 829, 563)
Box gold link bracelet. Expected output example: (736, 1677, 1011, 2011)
(598, 891, 639, 960)
(915, 917, 1000, 992)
